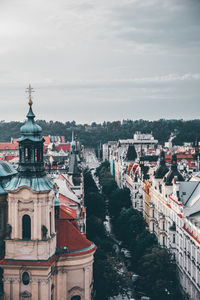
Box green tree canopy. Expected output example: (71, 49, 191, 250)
(136, 248, 183, 300)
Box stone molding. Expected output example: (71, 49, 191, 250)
(3, 276, 20, 283)
(68, 286, 84, 299)
(20, 290, 32, 298)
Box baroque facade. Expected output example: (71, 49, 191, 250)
(0, 92, 96, 300)
(144, 152, 200, 299)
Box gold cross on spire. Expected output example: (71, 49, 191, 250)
(26, 84, 35, 106)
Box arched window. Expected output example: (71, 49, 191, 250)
(71, 296, 81, 300)
(25, 148, 29, 161)
(22, 215, 31, 240)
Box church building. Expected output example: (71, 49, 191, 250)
(0, 87, 96, 300)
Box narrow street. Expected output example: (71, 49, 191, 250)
(83, 149, 137, 300)
(83, 148, 100, 170)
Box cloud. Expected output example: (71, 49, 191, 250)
(0, 73, 198, 89)
(108, 0, 200, 52)
(0, 0, 199, 123)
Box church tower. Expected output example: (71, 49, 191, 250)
(1, 86, 57, 299)
(0, 86, 97, 300)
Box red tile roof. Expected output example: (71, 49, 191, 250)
(60, 205, 77, 219)
(56, 144, 71, 152)
(165, 153, 194, 162)
(59, 193, 77, 207)
(44, 136, 51, 144)
(4, 156, 18, 161)
(56, 219, 92, 251)
(0, 255, 57, 266)
(0, 143, 18, 150)
(0, 220, 96, 266)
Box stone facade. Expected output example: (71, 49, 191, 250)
(5, 187, 56, 261)
(3, 252, 94, 300)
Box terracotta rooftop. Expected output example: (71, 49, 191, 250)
(56, 219, 92, 252)
(0, 143, 18, 150)
(56, 144, 71, 152)
(59, 204, 77, 219)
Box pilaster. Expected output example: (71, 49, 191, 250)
(12, 279, 20, 300)
(84, 266, 90, 300)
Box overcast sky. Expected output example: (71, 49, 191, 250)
(0, 0, 200, 123)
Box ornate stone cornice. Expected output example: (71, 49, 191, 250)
(20, 291, 32, 298)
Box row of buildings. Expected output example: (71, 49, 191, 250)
(0, 90, 96, 300)
(0, 131, 82, 173)
(103, 134, 200, 299)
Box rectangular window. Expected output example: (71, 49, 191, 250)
(173, 234, 176, 244)
(163, 236, 165, 247)
(25, 148, 28, 161)
(50, 212, 52, 235)
(163, 221, 165, 231)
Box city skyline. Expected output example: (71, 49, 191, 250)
(0, 0, 200, 123)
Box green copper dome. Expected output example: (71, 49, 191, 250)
(20, 105, 42, 137)
(7, 87, 54, 193)
(0, 160, 17, 177)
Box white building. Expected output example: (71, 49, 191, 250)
(102, 141, 117, 162)
(148, 153, 200, 299)
(119, 131, 158, 153)
(125, 163, 144, 212)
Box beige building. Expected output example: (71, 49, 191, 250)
(0, 92, 96, 300)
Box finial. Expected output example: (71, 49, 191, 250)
(26, 84, 35, 106)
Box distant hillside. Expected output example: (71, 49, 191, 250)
(0, 119, 200, 148)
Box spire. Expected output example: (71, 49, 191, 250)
(126, 145, 137, 161)
(155, 150, 168, 179)
(26, 84, 34, 106)
(25, 84, 35, 119)
(20, 85, 41, 137)
(165, 153, 184, 185)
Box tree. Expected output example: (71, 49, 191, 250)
(136, 248, 183, 300)
(109, 188, 131, 218)
(85, 192, 106, 219)
(102, 180, 118, 196)
(84, 168, 98, 194)
(115, 208, 146, 243)
(86, 215, 107, 241)
(94, 255, 131, 300)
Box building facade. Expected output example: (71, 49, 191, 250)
(145, 152, 200, 299)
(0, 93, 96, 300)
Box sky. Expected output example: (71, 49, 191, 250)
(0, 0, 200, 123)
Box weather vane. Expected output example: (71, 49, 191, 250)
(26, 84, 35, 106)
